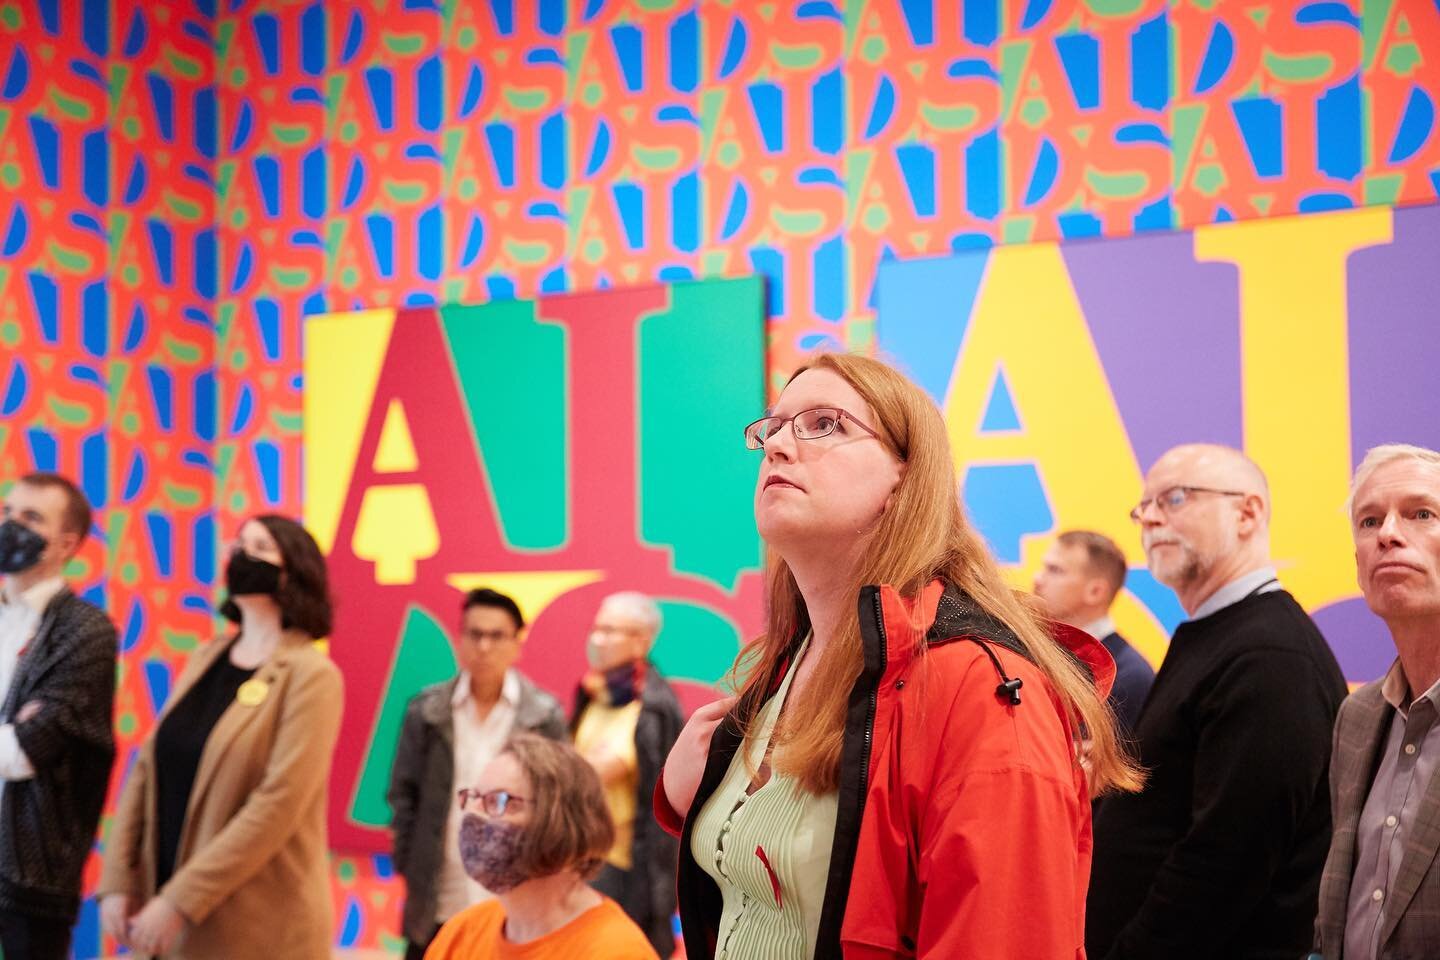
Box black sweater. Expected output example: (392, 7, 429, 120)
(1086, 589, 1347, 960)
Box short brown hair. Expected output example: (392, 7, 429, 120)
(220, 515, 334, 639)
(1058, 529, 1128, 601)
(18, 473, 92, 547)
(503, 733, 613, 880)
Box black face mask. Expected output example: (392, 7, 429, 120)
(225, 551, 282, 598)
(0, 520, 48, 575)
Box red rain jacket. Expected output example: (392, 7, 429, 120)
(656, 579, 1115, 959)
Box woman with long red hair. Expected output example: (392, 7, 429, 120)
(656, 354, 1141, 959)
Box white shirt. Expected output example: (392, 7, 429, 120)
(1188, 566, 1282, 621)
(1081, 615, 1117, 640)
(0, 576, 66, 807)
(433, 670, 520, 923)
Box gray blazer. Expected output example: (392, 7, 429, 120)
(1315, 678, 1440, 959)
(386, 673, 566, 944)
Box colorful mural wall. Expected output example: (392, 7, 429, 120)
(1, 0, 1437, 955)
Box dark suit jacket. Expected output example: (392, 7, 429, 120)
(387, 673, 566, 944)
(1316, 676, 1440, 959)
(1101, 631, 1155, 736)
(0, 587, 117, 921)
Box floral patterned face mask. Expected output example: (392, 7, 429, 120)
(458, 813, 529, 893)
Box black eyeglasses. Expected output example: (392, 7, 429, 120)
(744, 407, 883, 451)
(1130, 486, 1247, 523)
(457, 788, 528, 817)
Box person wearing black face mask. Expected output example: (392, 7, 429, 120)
(0, 473, 116, 960)
(569, 592, 684, 957)
(98, 515, 343, 960)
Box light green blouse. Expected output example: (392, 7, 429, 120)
(690, 639, 839, 960)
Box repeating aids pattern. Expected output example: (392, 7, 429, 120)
(1, 0, 1437, 955)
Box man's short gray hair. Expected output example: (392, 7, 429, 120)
(1348, 443, 1440, 514)
(599, 591, 663, 638)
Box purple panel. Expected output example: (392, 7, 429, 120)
(1311, 597, 1395, 685)
(1346, 204, 1440, 468)
(1063, 231, 1244, 472)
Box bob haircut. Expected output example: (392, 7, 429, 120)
(503, 733, 615, 881)
(733, 353, 1143, 797)
(219, 514, 334, 640)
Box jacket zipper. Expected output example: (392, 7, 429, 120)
(858, 589, 887, 830)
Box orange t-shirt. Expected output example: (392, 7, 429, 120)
(425, 895, 662, 960)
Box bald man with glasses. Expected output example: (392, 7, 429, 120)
(1087, 444, 1348, 960)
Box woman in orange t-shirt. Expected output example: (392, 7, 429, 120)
(425, 733, 660, 960)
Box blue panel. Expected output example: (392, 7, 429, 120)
(611, 182, 645, 249)
(1020, 0, 1052, 30)
(416, 204, 442, 281)
(540, 0, 566, 34)
(253, 155, 280, 217)
(610, 24, 643, 92)
(485, 275, 517, 300)
(123, 10, 146, 57)
(416, 54, 442, 132)
(490, 0, 515, 35)
(1058, 211, 1103, 238)
(229, 99, 253, 153)
(1133, 193, 1173, 232)
(1231, 96, 1283, 177)
(539, 111, 566, 189)
(1, 47, 27, 99)
(718, 19, 747, 80)
(146, 72, 174, 141)
(669, 10, 698, 92)
(193, 512, 216, 585)
(37, 0, 58, 34)
(813, 234, 845, 322)
(460, 64, 484, 118)
(146, 366, 173, 431)
(254, 441, 282, 505)
(0, 361, 25, 416)
(82, 281, 107, 357)
(365, 66, 394, 130)
(302, 146, 326, 219)
(341, 157, 365, 209)
(1316, 76, 1361, 181)
(964, 0, 998, 46)
(122, 450, 145, 501)
(875, 251, 988, 403)
(255, 298, 282, 361)
(193, 368, 217, 443)
(720, 182, 748, 241)
(748, 82, 784, 152)
(671, 170, 698, 253)
(145, 512, 174, 577)
(962, 464, 1052, 563)
(900, 0, 933, 45)
(194, 228, 216, 299)
(120, 598, 144, 653)
(460, 214, 485, 268)
(193, 86, 215, 159)
(1299, 192, 1353, 213)
(145, 660, 172, 716)
(484, 122, 515, 187)
(339, 898, 362, 948)
(27, 272, 58, 342)
(965, 127, 1000, 220)
(1055, 33, 1099, 110)
(980, 369, 1021, 431)
(254, 13, 279, 73)
(123, 304, 146, 352)
(863, 76, 896, 140)
(366, 213, 395, 276)
(26, 428, 57, 472)
(1389, 88, 1435, 164)
(1130, 12, 1169, 112)
(1193, 23, 1233, 94)
(1023, 138, 1059, 205)
(81, 0, 108, 57)
(230, 382, 255, 434)
(82, 129, 107, 205)
(540, 264, 568, 293)
(811, 68, 844, 155)
(28, 116, 58, 188)
(81, 432, 108, 510)
(585, 119, 611, 177)
(2, 207, 25, 257)
(895, 143, 936, 217)
(748, 246, 785, 317)
(300, 2, 325, 76)
(232, 239, 254, 291)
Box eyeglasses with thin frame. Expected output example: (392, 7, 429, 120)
(1130, 485, 1248, 523)
(463, 627, 517, 646)
(456, 788, 529, 817)
(744, 407, 884, 451)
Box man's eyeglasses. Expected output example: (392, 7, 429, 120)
(457, 788, 528, 817)
(1130, 486, 1247, 523)
(463, 629, 517, 646)
(744, 407, 883, 451)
